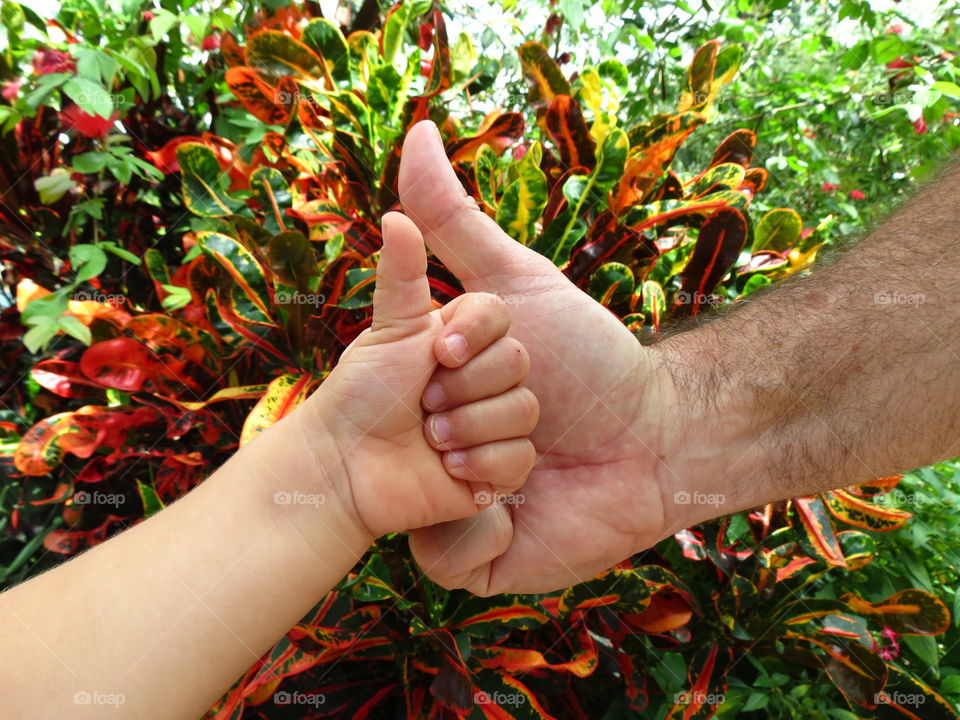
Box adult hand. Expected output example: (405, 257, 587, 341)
(399, 121, 691, 594)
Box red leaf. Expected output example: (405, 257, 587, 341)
(31, 359, 104, 397)
(446, 112, 525, 163)
(624, 591, 693, 633)
(545, 95, 596, 169)
(225, 66, 292, 125)
(675, 207, 748, 318)
(79, 337, 179, 392)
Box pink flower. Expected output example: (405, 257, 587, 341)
(849, 189, 866, 201)
(32, 48, 76, 76)
(2, 79, 22, 101)
(879, 646, 900, 660)
(143, 10, 155, 20)
(913, 117, 928, 134)
(60, 105, 120, 139)
(821, 181, 840, 192)
(881, 627, 899, 641)
(886, 23, 904, 34)
(202, 34, 221, 51)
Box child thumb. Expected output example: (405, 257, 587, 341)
(370, 212, 434, 332)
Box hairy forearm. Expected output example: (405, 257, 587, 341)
(0, 409, 370, 719)
(656, 158, 960, 528)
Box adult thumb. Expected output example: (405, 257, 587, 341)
(398, 121, 545, 289)
(370, 212, 433, 332)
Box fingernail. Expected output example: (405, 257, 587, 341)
(445, 450, 465, 469)
(423, 382, 445, 410)
(427, 120, 442, 141)
(443, 333, 467, 362)
(430, 415, 451, 445)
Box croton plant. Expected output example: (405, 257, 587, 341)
(0, 1, 955, 718)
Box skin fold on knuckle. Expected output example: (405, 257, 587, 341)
(504, 338, 530, 382)
(513, 387, 540, 433)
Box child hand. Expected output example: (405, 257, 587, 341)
(297, 212, 539, 540)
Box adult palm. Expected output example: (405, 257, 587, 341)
(400, 121, 683, 594)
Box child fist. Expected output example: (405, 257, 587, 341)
(297, 212, 538, 540)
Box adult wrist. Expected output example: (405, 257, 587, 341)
(647, 327, 773, 535)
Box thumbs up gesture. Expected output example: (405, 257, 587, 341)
(297, 212, 539, 541)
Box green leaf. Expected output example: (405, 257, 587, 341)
(559, 567, 653, 616)
(24, 73, 68, 111)
(1, 0, 25, 35)
(198, 231, 273, 324)
(57, 316, 92, 346)
(338, 268, 376, 309)
(249, 167, 291, 234)
(741, 693, 768, 712)
(302, 18, 350, 84)
(903, 634, 939, 674)
(518, 41, 571, 112)
(932, 81, 960, 100)
(62, 76, 113, 119)
(474, 143, 498, 210)
(447, 594, 549, 636)
(246, 30, 324, 83)
(137, 480, 165, 518)
(149, 9, 178, 42)
(535, 128, 627, 265)
(382, 4, 408, 65)
(496, 145, 547, 245)
(181, 14, 208, 44)
(752, 208, 802, 252)
(176, 143, 244, 217)
(588, 262, 634, 307)
(71, 151, 111, 174)
(34, 170, 76, 204)
(23, 320, 58, 354)
(99, 241, 141, 265)
(160, 285, 192, 311)
(741, 273, 771, 296)
(70, 245, 108, 283)
(941, 675, 960, 694)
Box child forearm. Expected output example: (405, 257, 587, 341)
(0, 410, 371, 720)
